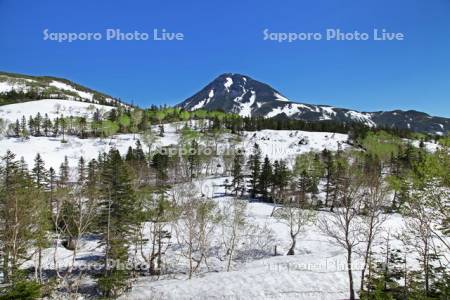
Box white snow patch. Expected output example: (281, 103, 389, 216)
(190, 89, 215, 110)
(345, 111, 376, 127)
(224, 77, 233, 92)
(320, 106, 336, 116)
(49, 81, 94, 101)
(0, 80, 31, 93)
(266, 103, 311, 118)
(237, 91, 256, 117)
(274, 93, 290, 102)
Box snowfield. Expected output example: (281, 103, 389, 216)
(0, 99, 114, 123)
(0, 126, 349, 171)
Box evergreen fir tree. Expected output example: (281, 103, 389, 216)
(52, 117, 59, 137)
(97, 149, 139, 297)
(14, 119, 20, 137)
(59, 116, 67, 142)
(258, 156, 272, 201)
(247, 143, 261, 198)
(151, 152, 169, 183)
(134, 140, 146, 161)
(28, 116, 34, 136)
(43, 113, 52, 137)
(231, 150, 245, 196)
(32, 153, 48, 189)
(187, 140, 201, 180)
(272, 160, 290, 201)
(77, 156, 86, 185)
(34, 112, 42, 136)
(58, 156, 70, 187)
(20, 116, 28, 139)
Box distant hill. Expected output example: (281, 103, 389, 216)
(0, 71, 130, 108)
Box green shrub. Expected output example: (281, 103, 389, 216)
(0, 280, 41, 300)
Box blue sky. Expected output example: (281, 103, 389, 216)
(0, 0, 449, 116)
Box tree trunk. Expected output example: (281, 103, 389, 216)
(287, 235, 296, 255)
(347, 249, 355, 300)
(360, 226, 374, 292)
(38, 247, 42, 283)
(2, 252, 9, 283)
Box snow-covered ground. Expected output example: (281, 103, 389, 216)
(119, 178, 441, 300)
(19, 174, 421, 300)
(0, 127, 348, 171)
(0, 99, 114, 123)
(0, 99, 447, 299)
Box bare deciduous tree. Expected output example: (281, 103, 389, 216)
(173, 183, 220, 279)
(274, 199, 316, 256)
(319, 163, 364, 300)
(220, 198, 247, 271)
(359, 173, 389, 293)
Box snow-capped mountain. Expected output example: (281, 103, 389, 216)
(0, 71, 129, 107)
(178, 73, 450, 135)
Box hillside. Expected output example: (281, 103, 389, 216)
(0, 71, 129, 107)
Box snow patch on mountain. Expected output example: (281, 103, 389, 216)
(320, 106, 336, 116)
(266, 103, 311, 118)
(49, 80, 94, 101)
(224, 77, 233, 92)
(191, 89, 215, 110)
(237, 91, 256, 117)
(0, 80, 30, 93)
(274, 93, 290, 102)
(345, 111, 376, 127)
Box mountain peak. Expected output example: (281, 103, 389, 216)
(178, 73, 290, 117)
(177, 74, 450, 134)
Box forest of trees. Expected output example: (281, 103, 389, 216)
(4, 105, 434, 144)
(0, 107, 449, 299)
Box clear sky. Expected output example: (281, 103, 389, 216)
(0, 0, 449, 117)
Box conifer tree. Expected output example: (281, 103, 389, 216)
(32, 153, 48, 189)
(247, 143, 261, 198)
(77, 156, 86, 185)
(272, 160, 290, 201)
(59, 156, 70, 187)
(13, 119, 20, 137)
(151, 152, 169, 183)
(52, 117, 59, 137)
(20, 116, 28, 139)
(258, 156, 272, 201)
(43, 113, 52, 137)
(28, 116, 34, 136)
(34, 113, 42, 136)
(97, 149, 139, 297)
(0, 151, 45, 283)
(187, 140, 201, 181)
(231, 150, 245, 196)
(59, 116, 67, 142)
